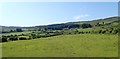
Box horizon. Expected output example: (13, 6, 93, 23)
(0, 2, 118, 27)
(0, 16, 118, 27)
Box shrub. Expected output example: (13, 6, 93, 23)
(99, 30, 102, 34)
(102, 30, 106, 34)
(9, 37, 18, 41)
(0, 37, 2, 42)
(19, 37, 27, 40)
(1, 36, 8, 42)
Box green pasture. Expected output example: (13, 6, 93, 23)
(2, 34, 118, 57)
(1, 31, 32, 36)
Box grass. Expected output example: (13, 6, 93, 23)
(1, 31, 32, 36)
(2, 34, 118, 57)
(0, 43, 2, 58)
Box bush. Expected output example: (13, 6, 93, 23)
(99, 30, 102, 34)
(1, 36, 8, 42)
(9, 37, 18, 41)
(102, 30, 106, 34)
(113, 30, 118, 34)
(16, 28, 23, 32)
(81, 23, 92, 28)
(19, 37, 27, 40)
(0, 37, 2, 42)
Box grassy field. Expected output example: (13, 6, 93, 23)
(2, 34, 118, 57)
(0, 31, 32, 36)
(0, 43, 2, 58)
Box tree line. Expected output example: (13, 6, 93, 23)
(0, 27, 118, 43)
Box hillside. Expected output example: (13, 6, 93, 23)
(0, 16, 119, 33)
(2, 34, 118, 57)
(74, 17, 118, 25)
(1, 16, 119, 57)
(0, 16, 119, 42)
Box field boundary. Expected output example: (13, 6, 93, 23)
(1, 57, 119, 59)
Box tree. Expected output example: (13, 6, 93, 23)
(99, 30, 102, 34)
(102, 30, 106, 34)
(81, 23, 92, 28)
(102, 22, 105, 25)
(95, 23, 100, 26)
(19, 37, 27, 40)
(16, 28, 23, 32)
(113, 30, 118, 34)
(1, 36, 8, 42)
(10, 30, 14, 32)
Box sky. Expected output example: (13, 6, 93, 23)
(0, 2, 118, 27)
(0, 0, 119, 2)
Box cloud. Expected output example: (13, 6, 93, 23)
(73, 14, 89, 20)
(63, 14, 89, 21)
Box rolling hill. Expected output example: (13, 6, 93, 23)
(0, 16, 119, 33)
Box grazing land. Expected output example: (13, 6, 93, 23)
(2, 34, 118, 57)
(0, 16, 119, 57)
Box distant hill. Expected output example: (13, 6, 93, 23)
(0, 16, 119, 33)
(74, 16, 118, 25)
(35, 16, 119, 30)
